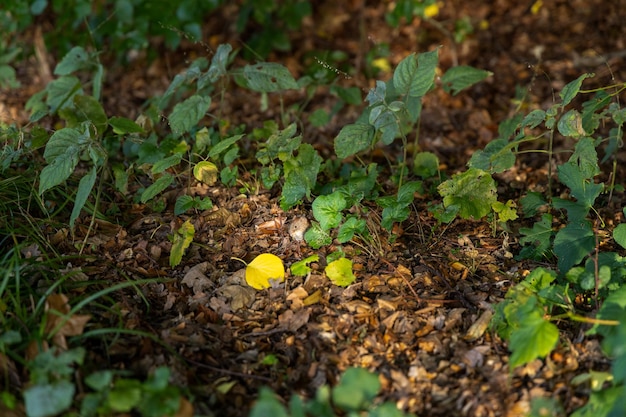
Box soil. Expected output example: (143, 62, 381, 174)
(2, 1, 626, 416)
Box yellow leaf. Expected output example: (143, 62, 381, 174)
(245, 253, 285, 290)
(424, 3, 439, 18)
(372, 58, 391, 73)
(193, 161, 218, 185)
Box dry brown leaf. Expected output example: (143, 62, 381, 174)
(218, 285, 256, 311)
(44, 293, 91, 350)
(182, 262, 213, 294)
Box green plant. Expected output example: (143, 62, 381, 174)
(249, 367, 413, 417)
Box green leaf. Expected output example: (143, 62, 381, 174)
(518, 214, 554, 261)
(312, 192, 347, 231)
(520, 109, 546, 129)
(492, 199, 518, 222)
(250, 387, 289, 417)
(334, 123, 376, 159)
(381, 204, 411, 230)
(54, 46, 94, 75)
(140, 174, 174, 203)
(369, 105, 399, 145)
(325, 258, 355, 287)
(281, 144, 322, 210)
(58, 94, 108, 135)
(441, 66, 492, 96)
(508, 314, 559, 369)
(614, 223, 626, 250)
(290, 255, 320, 277)
(239, 62, 298, 93)
(170, 219, 195, 267)
(365, 80, 387, 106)
(437, 168, 497, 219)
(558, 163, 603, 209)
(332, 367, 380, 411)
(337, 217, 367, 243)
(109, 117, 144, 134)
(108, 379, 142, 412)
(209, 134, 244, 159)
(46, 76, 83, 113)
(204, 43, 232, 84)
(468, 138, 515, 173)
(413, 151, 439, 178)
(85, 370, 114, 392)
(553, 221, 595, 273)
(39, 127, 87, 195)
(168, 95, 211, 136)
(560, 73, 593, 106)
(70, 166, 97, 228)
(557, 109, 586, 138)
(393, 49, 439, 98)
(24, 381, 75, 417)
(152, 153, 182, 174)
(304, 222, 332, 249)
(520, 191, 547, 218)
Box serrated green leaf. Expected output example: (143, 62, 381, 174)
(553, 221, 595, 273)
(560, 73, 593, 106)
(509, 314, 559, 369)
(518, 214, 554, 261)
(304, 222, 332, 249)
(46, 75, 83, 113)
(468, 138, 515, 173)
(281, 144, 322, 210)
(369, 105, 399, 145)
(492, 199, 518, 222)
(168, 95, 211, 136)
(205, 43, 232, 84)
(397, 180, 422, 205)
(381, 204, 411, 230)
(520, 191, 547, 218)
(325, 258, 355, 287)
(54, 46, 93, 75)
(393, 49, 438, 98)
(558, 163, 603, 208)
(175, 195, 195, 215)
(334, 123, 375, 159)
(240, 62, 298, 93)
(441, 65, 492, 95)
(140, 174, 174, 203)
(39, 130, 84, 194)
(312, 192, 347, 231)
(170, 219, 195, 267)
(520, 109, 546, 129)
(437, 168, 497, 219)
(70, 166, 97, 228)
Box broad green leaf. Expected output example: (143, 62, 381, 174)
(560, 73, 593, 106)
(304, 222, 332, 249)
(569, 136, 601, 178)
(58, 94, 108, 135)
(518, 214, 554, 261)
(175, 195, 195, 215)
(441, 66, 492, 96)
(437, 168, 497, 219)
(325, 258, 355, 287)
(312, 192, 347, 231)
(332, 85, 362, 105)
(245, 253, 285, 290)
(381, 204, 411, 231)
(152, 153, 182, 174)
(39, 127, 87, 195)
(46, 75, 83, 113)
(369, 106, 399, 145)
(557, 109, 586, 138)
(281, 144, 322, 210)
(334, 123, 376, 159)
(393, 49, 438, 98)
(614, 223, 626, 250)
(337, 217, 367, 243)
(168, 95, 211, 136)
(553, 222, 595, 273)
(209, 134, 244, 159)
(468, 138, 515, 173)
(240, 62, 298, 93)
(108, 380, 142, 412)
(85, 370, 114, 391)
(365, 80, 387, 106)
(70, 166, 97, 228)
(520, 109, 546, 129)
(570, 386, 623, 417)
(413, 151, 439, 178)
(558, 163, 603, 209)
(24, 381, 75, 417)
(193, 161, 219, 185)
(54, 46, 92, 75)
(140, 173, 173, 203)
(520, 191, 547, 218)
(508, 314, 559, 369)
(204, 43, 232, 84)
(290, 255, 320, 277)
(332, 367, 380, 412)
(249, 387, 289, 417)
(109, 117, 144, 134)
(170, 219, 195, 267)
(397, 181, 422, 205)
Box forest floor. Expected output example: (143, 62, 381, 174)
(3, 0, 626, 416)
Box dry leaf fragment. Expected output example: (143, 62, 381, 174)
(44, 293, 91, 350)
(465, 309, 494, 341)
(182, 262, 213, 294)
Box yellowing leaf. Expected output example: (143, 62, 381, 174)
(325, 258, 355, 287)
(424, 3, 439, 18)
(245, 253, 285, 290)
(193, 161, 218, 185)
